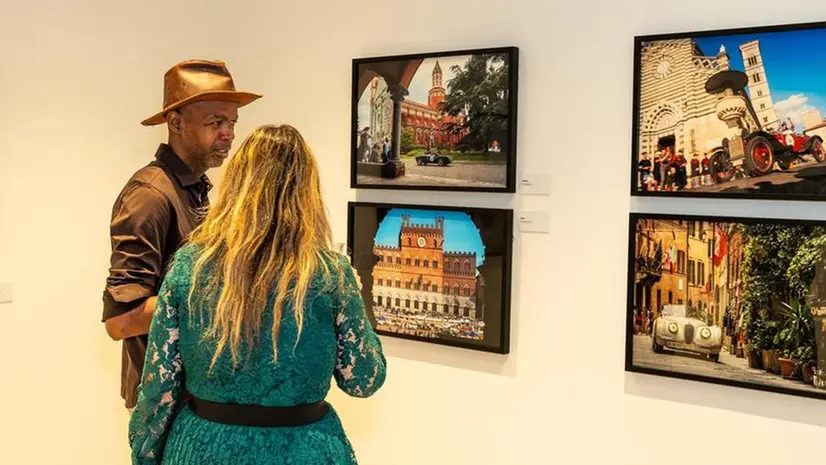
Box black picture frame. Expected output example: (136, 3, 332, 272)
(350, 46, 519, 193)
(347, 201, 513, 354)
(631, 20, 826, 202)
(626, 211, 826, 401)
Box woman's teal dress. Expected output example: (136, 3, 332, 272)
(128, 245, 387, 464)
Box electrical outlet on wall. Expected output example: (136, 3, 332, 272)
(0, 282, 12, 304)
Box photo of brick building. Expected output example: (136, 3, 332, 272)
(370, 209, 486, 340)
(368, 60, 468, 151)
(353, 48, 515, 190)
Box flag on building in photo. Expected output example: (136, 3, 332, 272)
(713, 224, 728, 266)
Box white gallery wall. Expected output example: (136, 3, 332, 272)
(2, 0, 826, 464)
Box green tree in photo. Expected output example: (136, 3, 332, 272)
(399, 127, 414, 154)
(787, 228, 826, 301)
(741, 224, 808, 317)
(440, 53, 510, 154)
(741, 224, 826, 354)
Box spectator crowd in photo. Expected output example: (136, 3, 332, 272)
(637, 147, 713, 191)
(373, 307, 485, 340)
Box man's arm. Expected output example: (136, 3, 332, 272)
(102, 182, 170, 340)
(104, 295, 157, 341)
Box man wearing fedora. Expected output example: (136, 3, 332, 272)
(101, 59, 262, 411)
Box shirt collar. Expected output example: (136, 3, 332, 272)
(154, 143, 212, 191)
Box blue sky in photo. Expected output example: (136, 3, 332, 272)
(374, 208, 485, 267)
(695, 27, 826, 129)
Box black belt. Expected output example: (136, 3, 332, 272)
(189, 396, 330, 427)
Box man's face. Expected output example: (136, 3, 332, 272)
(173, 100, 239, 172)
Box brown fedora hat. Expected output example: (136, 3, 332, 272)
(141, 59, 262, 126)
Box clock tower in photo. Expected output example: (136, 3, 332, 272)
(399, 214, 446, 282)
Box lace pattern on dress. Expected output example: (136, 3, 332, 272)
(333, 263, 387, 398)
(128, 282, 184, 464)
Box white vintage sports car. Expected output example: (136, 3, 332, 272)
(652, 304, 723, 362)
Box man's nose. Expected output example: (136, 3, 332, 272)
(220, 125, 235, 141)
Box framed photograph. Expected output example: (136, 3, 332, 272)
(351, 46, 519, 193)
(626, 211, 826, 400)
(631, 21, 826, 201)
(347, 201, 513, 353)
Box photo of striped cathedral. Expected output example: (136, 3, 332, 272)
(370, 210, 486, 341)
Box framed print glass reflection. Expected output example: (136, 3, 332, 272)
(631, 21, 826, 201)
(347, 201, 513, 353)
(351, 46, 519, 193)
(626, 212, 826, 400)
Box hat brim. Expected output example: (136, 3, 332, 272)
(141, 90, 263, 126)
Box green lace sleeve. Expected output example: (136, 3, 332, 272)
(127, 269, 184, 464)
(333, 260, 387, 398)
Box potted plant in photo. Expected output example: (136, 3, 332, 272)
(793, 344, 816, 385)
(743, 311, 763, 369)
(776, 300, 814, 380)
(758, 319, 780, 374)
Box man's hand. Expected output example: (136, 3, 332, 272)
(104, 296, 157, 341)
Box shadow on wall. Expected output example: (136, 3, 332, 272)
(381, 336, 518, 377)
(624, 372, 826, 428)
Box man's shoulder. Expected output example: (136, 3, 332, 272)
(108, 164, 177, 218)
(128, 161, 176, 190)
(117, 162, 176, 201)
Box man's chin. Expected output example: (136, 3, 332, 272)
(209, 151, 230, 167)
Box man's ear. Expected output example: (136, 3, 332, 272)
(166, 111, 183, 134)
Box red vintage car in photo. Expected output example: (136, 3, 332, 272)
(709, 120, 826, 183)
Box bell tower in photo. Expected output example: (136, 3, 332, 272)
(739, 39, 779, 130)
(428, 61, 446, 110)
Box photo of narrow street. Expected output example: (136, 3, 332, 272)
(630, 215, 826, 398)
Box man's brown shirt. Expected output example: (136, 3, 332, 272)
(102, 143, 210, 408)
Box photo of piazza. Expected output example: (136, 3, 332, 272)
(369, 208, 487, 342)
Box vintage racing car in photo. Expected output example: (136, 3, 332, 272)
(415, 152, 453, 166)
(708, 125, 826, 184)
(703, 70, 826, 184)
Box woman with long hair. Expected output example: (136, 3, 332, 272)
(128, 124, 387, 464)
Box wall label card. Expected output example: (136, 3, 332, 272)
(519, 173, 550, 195)
(517, 211, 550, 233)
